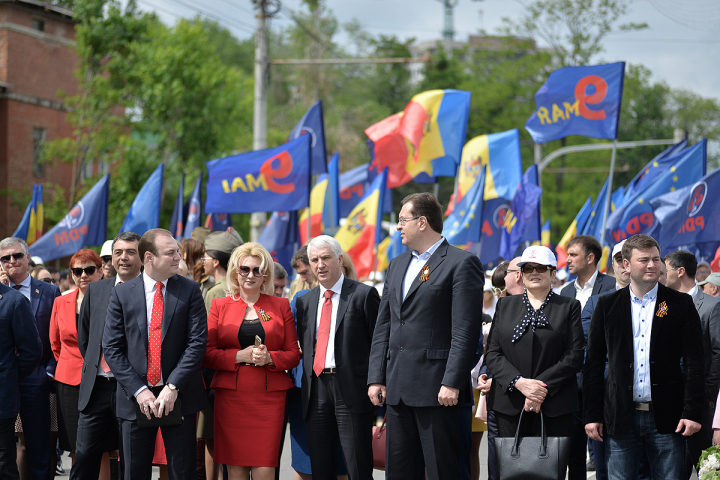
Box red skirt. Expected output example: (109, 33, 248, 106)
(214, 365, 287, 466)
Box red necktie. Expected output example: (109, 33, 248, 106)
(99, 281, 122, 374)
(147, 282, 163, 386)
(313, 290, 334, 377)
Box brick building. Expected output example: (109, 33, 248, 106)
(0, 0, 77, 238)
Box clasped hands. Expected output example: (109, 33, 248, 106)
(235, 344, 272, 366)
(368, 383, 460, 407)
(136, 385, 178, 420)
(515, 378, 547, 414)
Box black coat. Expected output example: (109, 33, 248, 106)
(485, 293, 584, 417)
(367, 239, 484, 407)
(583, 283, 704, 435)
(296, 278, 380, 418)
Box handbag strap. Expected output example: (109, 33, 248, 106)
(511, 410, 548, 457)
(375, 414, 387, 439)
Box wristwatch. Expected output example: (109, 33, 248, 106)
(167, 384, 178, 392)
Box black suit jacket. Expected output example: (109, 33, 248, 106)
(367, 239, 484, 407)
(296, 278, 380, 418)
(584, 283, 704, 435)
(693, 290, 720, 403)
(102, 274, 208, 420)
(77, 277, 116, 411)
(559, 271, 616, 300)
(485, 293, 584, 417)
(27, 277, 61, 380)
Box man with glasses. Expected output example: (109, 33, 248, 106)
(505, 257, 525, 295)
(368, 193, 484, 480)
(100, 240, 117, 279)
(0, 236, 61, 480)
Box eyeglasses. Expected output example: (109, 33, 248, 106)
(492, 286, 506, 296)
(101, 256, 112, 263)
(0, 252, 26, 263)
(40, 277, 56, 284)
(506, 269, 520, 274)
(201, 256, 213, 264)
(237, 266, 267, 277)
(397, 216, 421, 226)
(71, 266, 99, 277)
(521, 265, 551, 274)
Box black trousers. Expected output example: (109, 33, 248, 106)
(120, 414, 196, 480)
(568, 387, 588, 480)
(71, 378, 120, 480)
(0, 417, 18, 480)
(684, 399, 714, 479)
(18, 371, 51, 480)
(386, 400, 462, 480)
(305, 373, 374, 480)
(486, 409, 499, 480)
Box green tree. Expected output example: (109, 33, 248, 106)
(370, 35, 414, 113)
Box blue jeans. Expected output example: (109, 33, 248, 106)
(607, 410, 682, 480)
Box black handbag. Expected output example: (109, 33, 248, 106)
(133, 385, 184, 428)
(493, 411, 570, 480)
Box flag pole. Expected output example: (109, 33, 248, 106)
(433, 181, 439, 198)
(599, 139, 618, 246)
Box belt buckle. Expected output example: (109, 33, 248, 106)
(634, 402, 651, 412)
(322, 367, 336, 374)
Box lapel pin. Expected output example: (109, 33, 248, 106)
(656, 301, 668, 318)
(35, 289, 40, 294)
(419, 265, 430, 282)
(258, 308, 271, 322)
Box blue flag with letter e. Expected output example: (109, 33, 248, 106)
(29, 174, 110, 263)
(205, 135, 312, 214)
(525, 62, 625, 144)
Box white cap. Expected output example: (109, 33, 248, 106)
(484, 278, 493, 292)
(556, 269, 568, 281)
(517, 245, 557, 269)
(100, 240, 113, 257)
(611, 240, 626, 260)
(31, 256, 43, 266)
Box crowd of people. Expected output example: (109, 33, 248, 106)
(0, 192, 718, 480)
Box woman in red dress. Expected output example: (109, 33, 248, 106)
(204, 242, 300, 480)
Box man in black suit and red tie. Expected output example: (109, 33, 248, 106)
(584, 234, 704, 479)
(296, 235, 380, 480)
(103, 228, 208, 479)
(367, 193, 484, 480)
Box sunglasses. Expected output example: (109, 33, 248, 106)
(40, 277, 57, 284)
(101, 256, 112, 263)
(71, 266, 99, 277)
(237, 266, 267, 277)
(492, 286, 506, 296)
(521, 265, 551, 274)
(0, 252, 26, 263)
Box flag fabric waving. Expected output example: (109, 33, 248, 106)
(288, 100, 328, 175)
(443, 168, 485, 246)
(556, 197, 592, 269)
(30, 174, 110, 263)
(499, 176, 543, 260)
(258, 211, 300, 275)
(323, 153, 340, 230)
(519, 164, 542, 245)
(541, 220, 552, 249)
(525, 62, 625, 144)
(299, 174, 329, 244)
(623, 139, 688, 200)
(169, 174, 185, 239)
(467, 197, 512, 269)
(339, 163, 393, 217)
(335, 169, 388, 279)
(205, 213, 232, 232)
(13, 184, 44, 245)
(183, 172, 203, 239)
(119, 164, 163, 235)
(205, 135, 312, 214)
(581, 176, 610, 239)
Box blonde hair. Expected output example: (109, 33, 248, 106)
(226, 242, 275, 296)
(341, 251, 357, 281)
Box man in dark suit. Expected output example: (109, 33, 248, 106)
(368, 193, 484, 480)
(585, 234, 704, 479)
(0, 237, 60, 480)
(71, 232, 143, 480)
(103, 228, 208, 480)
(559, 234, 615, 478)
(0, 282, 42, 478)
(663, 250, 720, 479)
(296, 235, 380, 480)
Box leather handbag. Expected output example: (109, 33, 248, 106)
(372, 415, 387, 470)
(493, 411, 569, 480)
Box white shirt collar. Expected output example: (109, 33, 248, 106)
(10, 274, 31, 290)
(142, 271, 168, 293)
(575, 269, 599, 291)
(688, 285, 699, 299)
(412, 236, 444, 261)
(115, 272, 140, 286)
(320, 274, 344, 297)
(629, 282, 659, 304)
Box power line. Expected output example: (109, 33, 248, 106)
(164, 0, 255, 34)
(137, 0, 254, 35)
(167, 0, 256, 30)
(215, 0, 255, 16)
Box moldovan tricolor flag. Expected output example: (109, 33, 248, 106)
(13, 184, 44, 245)
(299, 173, 329, 244)
(556, 197, 592, 269)
(335, 169, 388, 279)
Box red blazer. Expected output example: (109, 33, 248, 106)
(204, 293, 300, 392)
(49, 290, 83, 386)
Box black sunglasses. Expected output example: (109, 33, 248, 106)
(40, 277, 57, 284)
(0, 252, 26, 263)
(71, 266, 99, 277)
(237, 266, 267, 277)
(521, 265, 551, 274)
(101, 256, 112, 263)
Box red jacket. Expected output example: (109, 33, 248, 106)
(50, 290, 83, 386)
(204, 294, 300, 392)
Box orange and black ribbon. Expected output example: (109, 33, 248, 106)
(419, 265, 430, 282)
(258, 308, 271, 322)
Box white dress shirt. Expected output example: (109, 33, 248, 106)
(630, 282, 658, 403)
(403, 237, 444, 301)
(574, 269, 599, 310)
(9, 274, 32, 302)
(135, 272, 168, 396)
(316, 274, 344, 370)
(688, 285, 699, 299)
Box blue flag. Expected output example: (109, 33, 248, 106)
(289, 100, 327, 175)
(205, 213, 232, 232)
(581, 176, 610, 239)
(119, 164, 163, 235)
(169, 174, 185, 240)
(387, 230, 407, 262)
(525, 62, 625, 144)
(611, 187, 625, 212)
(519, 164, 542, 244)
(442, 168, 485, 245)
(470, 197, 513, 269)
(183, 172, 203, 239)
(339, 163, 393, 217)
(651, 168, 720, 257)
(323, 153, 341, 229)
(624, 139, 689, 200)
(206, 136, 312, 214)
(30, 174, 110, 263)
(499, 178, 543, 260)
(258, 211, 300, 275)
(606, 140, 707, 245)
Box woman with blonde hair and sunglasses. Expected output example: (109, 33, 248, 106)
(204, 242, 300, 480)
